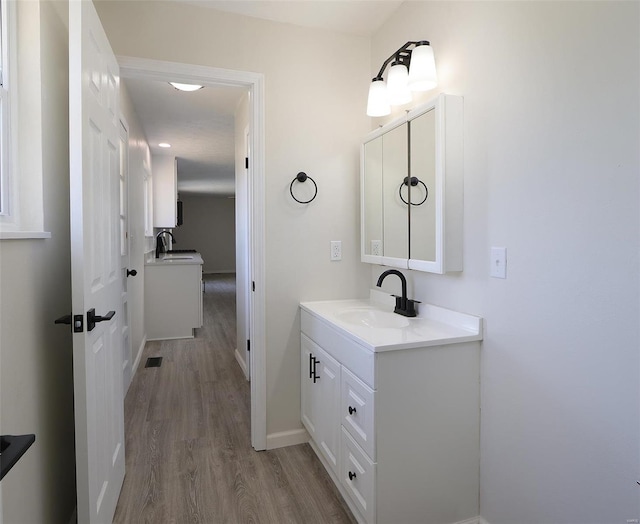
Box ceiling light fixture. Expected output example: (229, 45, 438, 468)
(169, 82, 204, 92)
(158, 143, 171, 148)
(367, 40, 438, 117)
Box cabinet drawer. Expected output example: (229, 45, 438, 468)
(341, 428, 375, 524)
(341, 367, 376, 460)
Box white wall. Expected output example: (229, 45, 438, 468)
(119, 81, 151, 374)
(95, 0, 372, 437)
(177, 195, 236, 273)
(371, 2, 639, 522)
(0, 1, 76, 521)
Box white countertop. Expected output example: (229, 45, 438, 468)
(300, 290, 483, 352)
(145, 253, 204, 266)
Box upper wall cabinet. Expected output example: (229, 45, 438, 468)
(152, 155, 177, 228)
(361, 94, 463, 274)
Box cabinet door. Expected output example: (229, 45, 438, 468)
(382, 122, 409, 264)
(152, 155, 177, 228)
(301, 335, 319, 440)
(300, 335, 341, 474)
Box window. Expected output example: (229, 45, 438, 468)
(0, 0, 48, 239)
(0, 0, 11, 216)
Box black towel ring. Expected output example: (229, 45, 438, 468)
(399, 176, 428, 206)
(290, 172, 318, 204)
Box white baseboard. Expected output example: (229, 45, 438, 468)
(131, 335, 147, 378)
(478, 518, 492, 524)
(266, 428, 309, 450)
(234, 348, 249, 380)
(457, 517, 481, 524)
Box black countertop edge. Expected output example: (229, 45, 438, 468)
(0, 434, 36, 481)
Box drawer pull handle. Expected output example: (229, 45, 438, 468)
(313, 357, 319, 383)
(348, 406, 357, 415)
(348, 471, 357, 481)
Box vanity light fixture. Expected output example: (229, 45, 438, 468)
(169, 82, 204, 92)
(367, 40, 438, 117)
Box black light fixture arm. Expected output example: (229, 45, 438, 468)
(372, 40, 431, 81)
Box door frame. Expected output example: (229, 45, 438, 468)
(117, 56, 267, 451)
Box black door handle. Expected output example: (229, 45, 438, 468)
(54, 314, 84, 332)
(87, 308, 116, 331)
(126, 269, 137, 277)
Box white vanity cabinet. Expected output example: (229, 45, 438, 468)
(300, 303, 481, 524)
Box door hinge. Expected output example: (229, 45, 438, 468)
(247, 339, 251, 352)
(245, 157, 249, 169)
(252, 281, 255, 292)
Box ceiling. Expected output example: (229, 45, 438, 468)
(124, 1, 403, 197)
(185, 1, 403, 37)
(123, 78, 246, 196)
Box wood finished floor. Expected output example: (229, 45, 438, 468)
(114, 273, 356, 524)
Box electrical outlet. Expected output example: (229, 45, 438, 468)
(371, 240, 382, 256)
(330, 240, 342, 261)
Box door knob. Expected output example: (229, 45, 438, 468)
(87, 308, 115, 332)
(126, 269, 137, 277)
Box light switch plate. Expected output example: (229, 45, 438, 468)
(490, 247, 507, 278)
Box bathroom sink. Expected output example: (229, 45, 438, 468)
(162, 255, 193, 260)
(301, 292, 483, 352)
(336, 308, 410, 329)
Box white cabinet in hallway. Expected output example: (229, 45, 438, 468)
(152, 155, 178, 228)
(145, 253, 203, 340)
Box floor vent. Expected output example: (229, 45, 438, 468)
(145, 357, 163, 368)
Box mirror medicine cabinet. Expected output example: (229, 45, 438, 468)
(361, 93, 463, 274)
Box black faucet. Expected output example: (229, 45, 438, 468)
(376, 269, 420, 317)
(155, 230, 176, 258)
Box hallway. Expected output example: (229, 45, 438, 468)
(113, 274, 355, 523)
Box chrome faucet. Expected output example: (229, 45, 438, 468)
(155, 230, 176, 258)
(376, 269, 420, 317)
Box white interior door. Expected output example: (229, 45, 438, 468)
(69, 1, 125, 522)
(119, 118, 133, 394)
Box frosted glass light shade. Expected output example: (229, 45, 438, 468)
(387, 62, 412, 105)
(408, 44, 438, 91)
(169, 82, 204, 92)
(367, 79, 391, 117)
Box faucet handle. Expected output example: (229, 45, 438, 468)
(391, 295, 420, 317)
